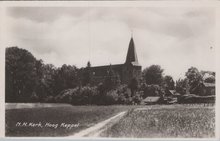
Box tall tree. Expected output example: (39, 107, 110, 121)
(81, 61, 92, 86)
(39, 64, 57, 98)
(6, 47, 38, 102)
(128, 78, 139, 95)
(142, 65, 164, 85)
(185, 67, 203, 94)
(175, 78, 189, 95)
(54, 64, 79, 95)
(163, 75, 175, 90)
(33, 59, 44, 101)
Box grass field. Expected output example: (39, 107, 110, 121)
(101, 105, 215, 138)
(6, 104, 215, 138)
(5, 104, 136, 137)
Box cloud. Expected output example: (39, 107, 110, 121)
(6, 7, 88, 23)
(4, 7, 215, 80)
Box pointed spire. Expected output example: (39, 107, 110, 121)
(125, 37, 139, 66)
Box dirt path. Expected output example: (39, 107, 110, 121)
(68, 111, 126, 138)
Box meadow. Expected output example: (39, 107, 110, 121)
(5, 104, 135, 137)
(101, 105, 215, 138)
(6, 103, 215, 138)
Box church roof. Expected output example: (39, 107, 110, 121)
(125, 37, 140, 66)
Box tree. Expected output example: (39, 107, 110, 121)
(142, 84, 165, 98)
(185, 67, 203, 94)
(128, 77, 139, 95)
(201, 70, 215, 83)
(204, 76, 215, 83)
(142, 65, 164, 85)
(39, 64, 57, 99)
(175, 78, 189, 95)
(163, 75, 175, 90)
(54, 64, 79, 95)
(5, 47, 38, 102)
(81, 61, 93, 86)
(34, 59, 45, 101)
(200, 70, 215, 78)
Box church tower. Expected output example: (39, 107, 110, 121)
(122, 37, 142, 84)
(87, 35, 142, 85)
(125, 37, 140, 66)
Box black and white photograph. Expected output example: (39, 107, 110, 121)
(1, 1, 219, 138)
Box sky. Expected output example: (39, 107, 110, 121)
(4, 6, 216, 80)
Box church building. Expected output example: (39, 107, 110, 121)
(84, 37, 142, 85)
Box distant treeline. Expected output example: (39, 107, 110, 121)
(5, 47, 215, 104)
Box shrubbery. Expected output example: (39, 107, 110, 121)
(55, 86, 98, 105)
(104, 90, 119, 105)
(140, 84, 165, 98)
(54, 84, 146, 105)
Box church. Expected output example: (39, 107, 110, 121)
(83, 37, 142, 85)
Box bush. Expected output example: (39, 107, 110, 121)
(55, 86, 99, 105)
(30, 92, 39, 102)
(132, 91, 144, 105)
(116, 85, 131, 104)
(141, 84, 165, 98)
(55, 90, 72, 103)
(104, 90, 119, 105)
(55, 84, 149, 105)
(44, 96, 55, 103)
(77, 86, 98, 105)
(106, 85, 143, 105)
